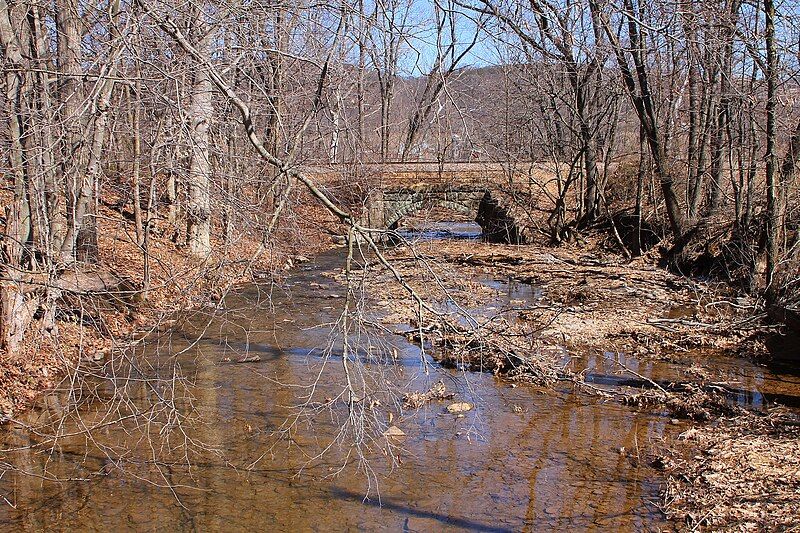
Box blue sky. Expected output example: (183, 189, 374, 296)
(356, 0, 500, 75)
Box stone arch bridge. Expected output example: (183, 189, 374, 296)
(307, 161, 553, 243)
(366, 185, 524, 243)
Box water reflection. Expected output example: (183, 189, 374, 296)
(1, 235, 795, 531)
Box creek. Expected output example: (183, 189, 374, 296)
(1, 222, 797, 531)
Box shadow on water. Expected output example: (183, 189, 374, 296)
(766, 329, 800, 372)
(330, 487, 515, 533)
(582, 370, 800, 409)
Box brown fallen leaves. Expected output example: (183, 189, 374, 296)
(661, 408, 800, 530)
(366, 238, 757, 360)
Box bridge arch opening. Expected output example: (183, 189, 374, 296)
(386, 199, 476, 229)
(379, 190, 524, 244)
(388, 201, 482, 241)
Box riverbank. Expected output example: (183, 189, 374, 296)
(0, 196, 337, 422)
(661, 408, 800, 529)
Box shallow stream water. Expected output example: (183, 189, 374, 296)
(1, 222, 797, 531)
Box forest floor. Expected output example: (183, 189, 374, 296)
(659, 408, 800, 530)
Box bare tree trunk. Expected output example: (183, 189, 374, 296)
(330, 90, 341, 163)
(258, 7, 284, 212)
(186, 12, 214, 257)
(27, 3, 65, 261)
(56, 0, 86, 263)
(166, 170, 178, 236)
(707, 0, 741, 214)
(0, 0, 36, 354)
(593, 0, 688, 237)
(578, 85, 601, 221)
(61, 0, 122, 263)
(223, 125, 236, 245)
(127, 63, 144, 245)
(684, 4, 700, 211)
(379, 78, 393, 162)
(356, 0, 366, 155)
(764, 0, 782, 303)
(636, 124, 646, 222)
(161, 112, 179, 239)
(743, 64, 760, 229)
